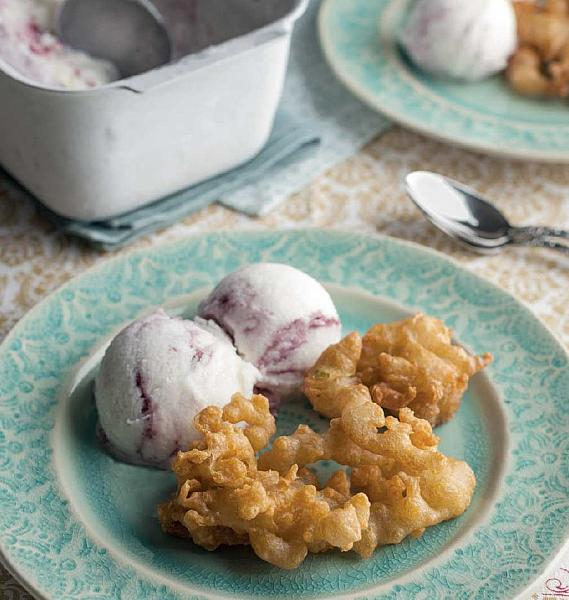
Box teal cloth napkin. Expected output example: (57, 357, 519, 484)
(7, 0, 391, 249)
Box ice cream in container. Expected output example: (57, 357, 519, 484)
(0, 0, 308, 221)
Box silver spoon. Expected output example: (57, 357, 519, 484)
(405, 171, 569, 255)
(57, 0, 172, 79)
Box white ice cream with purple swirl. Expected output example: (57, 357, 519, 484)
(199, 263, 342, 395)
(95, 310, 260, 467)
(0, 0, 118, 90)
(399, 0, 517, 82)
(95, 264, 342, 468)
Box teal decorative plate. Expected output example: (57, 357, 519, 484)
(1, 230, 568, 599)
(319, 0, 569, 162)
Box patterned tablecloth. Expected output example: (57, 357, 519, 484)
(1, 127, 568, 599)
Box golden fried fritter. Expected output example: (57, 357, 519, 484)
(507, 0, 569, 97)
(515, 1, 569, 60)
(302, 331, 362, 419)
(160, 384, 476, 568)
(506, 45, 560, 96)
(305, 314, 491, 426)
(259, 384, 476, 559)
(158, 394, 370, 569)
(359, 315, 492, 425)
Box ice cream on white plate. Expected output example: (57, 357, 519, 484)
(198, 263, 342, 396)
(95, 310, 260, 468)
(399, 0, 517, 82)
(0, 0, 119, 90)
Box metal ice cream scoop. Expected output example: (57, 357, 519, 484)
(405, 171, 569, 255)
(57, 0, 172, 79)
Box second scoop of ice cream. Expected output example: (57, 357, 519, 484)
(95, 310, 260, 467)
(399, 0, 517, 82)
(198, 263, 342, 395)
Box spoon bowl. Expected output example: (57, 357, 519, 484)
(57, 0, 172, 79)
(405, 171, 569, 255)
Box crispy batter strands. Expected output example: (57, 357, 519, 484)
(160, 315, 482, 570)
(159, 393, 371, 569)
(160, 388, 476, 568)
(299, 332, 362, 419)
(259, 384, 476, 560)
(305, 314, 491, 426)
(507, 0, 569, 97)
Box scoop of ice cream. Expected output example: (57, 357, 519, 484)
(95, 310, 260, 467)
(399, 0, 517, 82)
(0, 0, 119, 90)
(198, 263, 342, 395)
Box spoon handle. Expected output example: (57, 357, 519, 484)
(509, 226, 569, 254)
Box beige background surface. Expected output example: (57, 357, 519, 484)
(1, 127, 568, 599)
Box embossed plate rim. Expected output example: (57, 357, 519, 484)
(0, 229, 567, 600)
(319, 0, 569, 163)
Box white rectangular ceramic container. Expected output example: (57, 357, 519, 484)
(0, 0, 308, 221)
